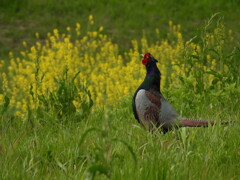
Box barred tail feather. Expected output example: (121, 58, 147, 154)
(179, 119, 236, 127)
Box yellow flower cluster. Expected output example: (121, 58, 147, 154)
(0, 16, 232, 117)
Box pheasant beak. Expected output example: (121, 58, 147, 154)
(140, 54, 144, 58)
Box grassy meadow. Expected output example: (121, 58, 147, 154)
(0, 0, 240, 179)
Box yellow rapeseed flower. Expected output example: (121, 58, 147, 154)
(35, 32, 40, 39)
(66, 27, 71, 32)
(99, 26, 104, 32)
(0, 20, 232, 117)
(89, 14, 94, 25)
(89, 15, 93, 21)
(22, 41, 27, 47)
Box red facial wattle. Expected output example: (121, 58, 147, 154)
(141, 52, 151, 65)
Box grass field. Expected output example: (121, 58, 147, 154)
(1, 97, 240, 179)
(0, 0, 240, 179)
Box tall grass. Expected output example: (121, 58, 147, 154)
(1, 97, 239, 179)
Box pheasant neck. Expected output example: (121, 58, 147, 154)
(141, 64, 161, 92)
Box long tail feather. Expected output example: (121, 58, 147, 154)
(179, 119, 236, 127)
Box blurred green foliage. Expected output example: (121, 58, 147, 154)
(0, 0, 240, 58)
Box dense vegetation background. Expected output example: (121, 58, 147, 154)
(0, 0, 239, 179)
(0, 0, 240, 58)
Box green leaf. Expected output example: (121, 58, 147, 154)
(1, 95, 10, 114)
(209, 48, 220, 56)
(88, 164, 109, 177)
(111, 138, 137, 166)
(212, 79, 219, 85)
(78, 128, 105, 147)
(190, 54, 199, 60)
